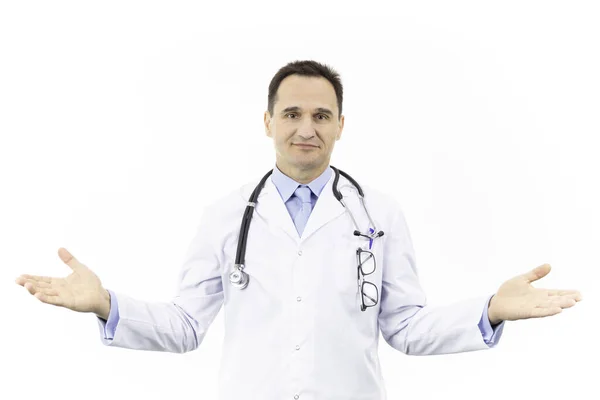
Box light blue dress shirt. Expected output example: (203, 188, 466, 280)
(101, 164, 503, 346)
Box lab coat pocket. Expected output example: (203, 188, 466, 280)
(333, 235, 384, 310)
(332, 236, 362, 297)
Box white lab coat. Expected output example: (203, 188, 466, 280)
(97, 168, 504, 400)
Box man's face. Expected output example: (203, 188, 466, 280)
(264, 75, 344, 174)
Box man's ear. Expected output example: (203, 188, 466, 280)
(264, 111, 272, 138)
(336, 114, 345, 140)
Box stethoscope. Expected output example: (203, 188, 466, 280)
(229, 165, 385, 290)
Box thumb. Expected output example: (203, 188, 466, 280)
(523, 263, 551, 283)
(58, 247, 84, 271)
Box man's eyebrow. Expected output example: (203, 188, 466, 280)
(281, 106, 334, 116)
(315, 107, 334, 116)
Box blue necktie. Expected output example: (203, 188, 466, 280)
(293, 185, 313, 237)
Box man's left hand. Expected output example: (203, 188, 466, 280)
(488, 264, 582, 325)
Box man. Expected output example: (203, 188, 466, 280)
(16, 60, 582, 400)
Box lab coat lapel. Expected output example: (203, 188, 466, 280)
(299, 173, 346, 242)
(252, 177, 302, 244)
(252, 170, 346, 245)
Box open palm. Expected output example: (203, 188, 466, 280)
(15, 247, 105, 313)
(488, 264, 582, 323)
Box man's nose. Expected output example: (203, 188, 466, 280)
(297, 117, 316, 138)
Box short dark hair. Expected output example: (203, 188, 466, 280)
(267, 60, 344, 120)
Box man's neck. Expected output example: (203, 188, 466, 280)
(276, 161, 328, 184)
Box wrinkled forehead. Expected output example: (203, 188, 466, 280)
(274, 75, 338, 114)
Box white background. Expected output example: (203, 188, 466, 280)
(1, 1, 598, 399)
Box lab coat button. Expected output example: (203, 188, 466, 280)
(295, 345, 300, 350)
(294, 395, 299, 399)
(296, 296, 302, 302)
(297, 250, 302, 256)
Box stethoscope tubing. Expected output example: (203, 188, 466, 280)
(229, 165, 383, 290)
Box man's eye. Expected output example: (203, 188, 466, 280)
(285, 113, 328, 120)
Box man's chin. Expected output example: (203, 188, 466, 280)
(293, 160, 325, 171)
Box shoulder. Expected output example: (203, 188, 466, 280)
(208, 180, 256, 210)
(199, 177, 263, 223)
(361, 182, 398, 210)
(336, 172, 409, 235)
(338, 173, 403, 215)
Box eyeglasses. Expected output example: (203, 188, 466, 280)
(356, 247, 379, 312)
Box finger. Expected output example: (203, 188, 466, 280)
(531, 306, 563, 318)
(58, 247, 84, 272)
(23, 281, 59, 296)
(565, 292, 583, 302)
(34, 290, 65, 307)
(554, 298, 577, 308)
(36, 287, 60, 297)
(523, 264, 551, 283)
(15, 274, 53, 285)
(20, 280, 52, 289)
(23, 281, 39, 295)
(539, 297, 577, 309)
(548, 290, 582, 301)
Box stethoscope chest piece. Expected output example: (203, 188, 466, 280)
(229, 264, 249, 289)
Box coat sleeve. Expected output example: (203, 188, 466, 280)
(377, 204, 505, 356)
(96, 206, 224, 353)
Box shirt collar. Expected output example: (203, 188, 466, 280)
(271, 164, 332, 203)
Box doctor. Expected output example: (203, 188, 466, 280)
(16, 60, 582, 400)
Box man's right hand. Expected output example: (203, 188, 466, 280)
(15, 247, 111, 319)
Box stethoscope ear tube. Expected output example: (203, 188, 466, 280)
(331, 165, 364, 199)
